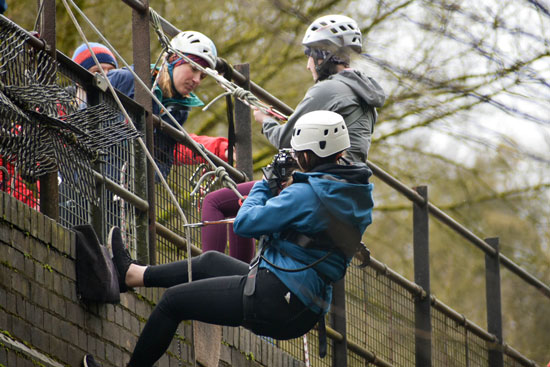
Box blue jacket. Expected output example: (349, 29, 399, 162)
(233, 163, 374, 314)
(107, 67, 203, 178)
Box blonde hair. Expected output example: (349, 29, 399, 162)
(156, 53, 177, 99)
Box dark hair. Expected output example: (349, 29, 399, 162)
(295, 150, 341, 172)
(308, 48, 350, 81)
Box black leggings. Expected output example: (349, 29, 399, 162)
(128, 251, 320, 367)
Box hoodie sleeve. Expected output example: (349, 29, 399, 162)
(233, 180, 325, 238)
(261, 82, 341, 148)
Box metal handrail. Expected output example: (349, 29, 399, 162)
(367, 162, 550, 298)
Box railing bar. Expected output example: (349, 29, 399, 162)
(155, 223, 201, 257)
(429, 203, 550, 298)
(431, 296, 496, 342)
(499, 254, 550, 297)
(427, 203, 497, 255)
(369, 257, 426, 297)
(325, 327, 395, 367)
(502, 344, 538, 367)
(92, 170, 148, 211)
(121, 0, 147, 13)
(367, 160, 425, 204)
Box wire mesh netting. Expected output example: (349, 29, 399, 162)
(0, 17, 141, 253)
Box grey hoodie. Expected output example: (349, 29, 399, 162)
(262, 69, 385, 163)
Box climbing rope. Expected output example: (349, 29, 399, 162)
(60, 3, 203, 366)
(149, 7, 289, 122)
(61, 0, 199, 280)
(64, 0, 245, 206)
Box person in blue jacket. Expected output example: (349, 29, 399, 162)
(82, 110, 375, 367)
(107, 30, 217, 179)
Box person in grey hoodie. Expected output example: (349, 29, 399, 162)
(255, 14, 386, 164)
(200, 14, 385, 261)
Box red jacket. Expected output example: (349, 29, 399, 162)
(174, 134, 229, 165)
(0, 158, 39, 209)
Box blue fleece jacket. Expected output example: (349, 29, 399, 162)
(233, 163, 374, 314)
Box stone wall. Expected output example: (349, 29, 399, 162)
(0, 192, 304, 367)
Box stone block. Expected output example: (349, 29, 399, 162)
(11, 197, 19, 227)
(115, 304, 123, 325)
(103, 320, 120, 345)
(66, 300, 85, 326)
(11, 315, 31, 342)
(0, 223, 10, 244)
(33, 241, 48, 264)
(67, 344, 84, 367)
(31, 327, 50, 353)
(17, 199, 25, 229)
(119, 326, 136, 352)
(49, 293, 67, 319)
(60, 318, 79, 346)
(50, 333, 68, 362)
(78, 329, 87, 351)
(30, 209, 39, 238)
(23, 204, 31, 233)
(43, 310, 53, 332)
(6, 289, 16, 313)
(37, 212, 45, 243)
(2, 194, 9, 223)
(68, 229, 76, 259)
(43, 217, 52, 245)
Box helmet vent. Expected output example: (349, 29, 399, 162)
(334, 128, 338, 133)
(311, 26, 318, 31)
(324, 129, 329, 136)
(319, 141, 326, 150)
(330, 28, 338, 34)
(342, 124, 346, 130)
(320, 21, 328, 26)
(296, 129, 301, 135)
(339, 25, 347, 31)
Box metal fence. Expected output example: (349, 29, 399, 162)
(1, 4, 548, 367)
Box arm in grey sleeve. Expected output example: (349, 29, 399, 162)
(261, 113, 299, 149)
(261, 84, 335, 149)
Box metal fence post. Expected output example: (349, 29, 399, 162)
(332, 278, 348, 366)
(233, 63, 253, 180)
(37, 0, 59, 221)
(413, 185, 431, 366)
(131, 2, 154, 265)
(485, 237, 503, 367)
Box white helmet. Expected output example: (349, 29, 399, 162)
(170, 31, 218, 69)
(302, 14, 362, 53)
(291, 110, 350, 157)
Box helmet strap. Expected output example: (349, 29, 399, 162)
(314, 54, 338, 82)
(311, 49, 349, 82)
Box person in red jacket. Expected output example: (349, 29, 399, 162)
(0, 157, 39, 209)
(173, 133, 229, 165)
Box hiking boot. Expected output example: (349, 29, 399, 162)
(82, 354, 102, 367)
(108, 226, 136, 293)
